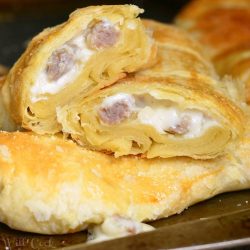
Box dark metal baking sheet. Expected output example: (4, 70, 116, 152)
(0, 1, 249, 249)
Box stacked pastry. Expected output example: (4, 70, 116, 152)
(0, 76, 18, 132)
(0, 3, 249, 239)
(175, 0, 250, 103)
(57, 19, 244, 159)
(2, 5, 157, 134)
(2, 16, 244, 159)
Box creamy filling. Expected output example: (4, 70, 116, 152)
(98, 93, 219, 138)
(98, 93, 135, 125)
(87, 215, 154, 243)
(31, 34, 94, 102)
(138, 106, 218, 138)
(86, 20, 120, 50)
(31, 20, 120, 103)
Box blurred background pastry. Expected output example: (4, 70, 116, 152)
(176, 0, 250, 103)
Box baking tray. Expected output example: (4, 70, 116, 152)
(0, 1, 249, 249)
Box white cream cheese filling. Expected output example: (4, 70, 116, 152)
(31, 34, 94, 102)
(138, 106, 218, 138)
(99, 92, 219, 138)
(31, 19, 122, 103)
(87, 215, 154, 243)
(101, 93, 135, 109)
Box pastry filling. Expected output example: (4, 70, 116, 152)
(31, 21, 120, 102)
(86, 21, 120, 50)
(87, 215, 154, 243)
(98, 93, 135, 125)
(98, 93, 219, 138)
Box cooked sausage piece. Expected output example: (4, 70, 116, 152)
(98, 96, 134, 125)
(99, 101, 132, 125)
(167, 115, 190, 135)
(87, 21, 120, 50)
(46, 47, 75, 81)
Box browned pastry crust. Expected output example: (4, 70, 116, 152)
(0, 65, 8, 76)
(176, 0, 250, 103)
(0, 76, 18, 131)
(0, 118, 249, 234)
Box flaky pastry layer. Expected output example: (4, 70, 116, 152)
(2, 5, 156, 133)
(56, 20, 245, 159)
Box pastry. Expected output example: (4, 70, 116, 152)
(175, 0, 250, 103)
(0, 8, 248, 236)
(0, 76, 18, 131)
(2, 5, 156, 134)
(0, 65, 8, 76)
(0, 120, 249, 234)
(56, 20, 244, 159)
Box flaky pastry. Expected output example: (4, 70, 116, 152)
(0, 77, 18, 131)
(56, 20, 245, 159)
(2, 5, 156, 133)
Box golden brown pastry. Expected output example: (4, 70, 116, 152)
(0, 76, 18, 131)
(0, 66, 16, 130)
(175, 0, 250, 103)
(0, 120, 249, 234)
(56, 20, 244, 159)
(2, 5, 156, 134)
(0, 65, 8, 76)
(140, 19, 217, 78)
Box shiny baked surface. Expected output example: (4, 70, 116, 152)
(0, 125, 249, 234)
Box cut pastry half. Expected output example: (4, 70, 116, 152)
(58, 75, 244, 159)
(57, 20, 244, 159)
(0, 76, 18, 131)
(2, 5, 156, 133)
